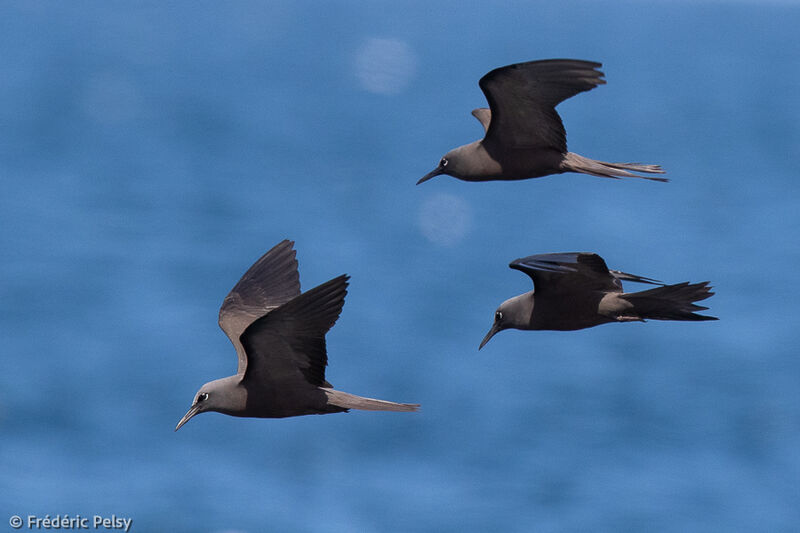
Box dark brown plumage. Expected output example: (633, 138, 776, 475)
(480, 252, 716, 349)
(176, 240, 418, 431)
(418, 59, 666, 185)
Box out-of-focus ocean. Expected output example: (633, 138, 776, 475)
(1, 2, 798, 531)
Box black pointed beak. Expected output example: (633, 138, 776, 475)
(417, 165, 444, 185)
(479, 322, 501, 350)
(175, 403, 200, 432)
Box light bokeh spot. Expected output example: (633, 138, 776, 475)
(354, 37, 416, 94)
(418, 193, 472, 246)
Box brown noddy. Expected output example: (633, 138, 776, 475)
(418, 59, 667, 185)
(479, 252, 716, 349)
(176, 240, 418, 431)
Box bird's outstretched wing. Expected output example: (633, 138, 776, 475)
(478, 59, 605, 151)
(510, 252, 620, 294)
(218, 240, 301, 374)
(239, 275, 349, 388)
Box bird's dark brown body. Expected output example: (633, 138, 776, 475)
(530, 291, 616, 331)
(241, 382, 345, 418)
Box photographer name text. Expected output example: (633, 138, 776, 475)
(9, 515, 132, 531)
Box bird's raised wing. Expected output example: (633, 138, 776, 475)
(478, 59, 605, 151)
(219, 240, 301, 374)
(239, 275, 349, 388)
(510, 252, 620, 294)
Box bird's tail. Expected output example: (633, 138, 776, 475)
(562, 152, 668, 182)
(323, 388, 420, 412)
(622, 281, 717, 321)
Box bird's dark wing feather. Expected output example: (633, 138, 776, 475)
(510, 252, 620, 294)
(219, 240, 301, 374)
(239, 275, 349, 388)
(478, 59, 605, 151)
(609, 269, 663, 286)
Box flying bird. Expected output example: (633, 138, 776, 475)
(480, 252, 716, 349)
(418, 59, 666, 185)
(176, 240, 418, 431)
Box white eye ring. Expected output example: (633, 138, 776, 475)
(198, 393, 209, 402)
(440, 158, 448, 167)
(495, 311, 503, 321)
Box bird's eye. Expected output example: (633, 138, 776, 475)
(198, 393, 209, 403)
(440, 158, 448, 167)
(495, 311, 503, 321)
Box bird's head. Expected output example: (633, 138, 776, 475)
(417, 147, 467, 184)
(479, 293, 532, 349)
(479, 307, 510, 350)
(175, 377, 238, 431)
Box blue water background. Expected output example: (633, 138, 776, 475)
(1, 2, 798, 531)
